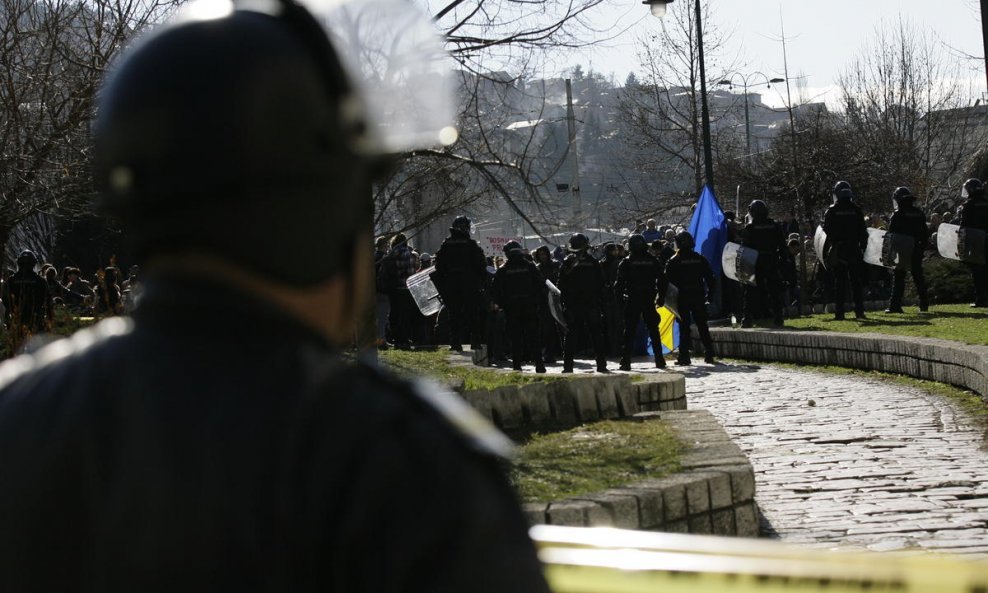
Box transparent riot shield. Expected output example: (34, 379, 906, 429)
(663, 283, 680, 319)
(814, 225, 828, 269)
(721, 242, 758, 286)
(546, 279, 567, 330)
(406, 266, 443, 316)
(863, 228, 914, 269)
(937, 223, 987, 265)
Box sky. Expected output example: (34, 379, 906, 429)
(570, 0, 986, 107)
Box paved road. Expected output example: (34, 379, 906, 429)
(671, 361, 988, 558)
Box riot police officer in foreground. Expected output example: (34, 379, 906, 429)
(823, 180, 869, 320)
(1, 250, 52, 350)
(491, 241, 547, 373)
(434, 215, 488, 350)
(0, 1, 549, 590)
(886, 187, 929, 313)
(615, 234, 667, 371)
(559, 233, 608, 373)
(739, 200, 787, 328)
(664, 232, 716, 365)
(958, 178, 988, 307)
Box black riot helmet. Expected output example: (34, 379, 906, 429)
(16, 250, 38, 271)
(502, 240, 523, 255)
(94, 0, 455, 287)
(674, 231, 695, 251)
(568, 233, 590, 252)
(628, 234, 648, 254)
(747, 200, 769, 222)
(451, 216, 472, 235)
(833, 180, 854, 202)
(962, 178, 985, 200)
(891, 187, 914, 210)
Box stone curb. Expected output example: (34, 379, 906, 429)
(702, 328, 988, 401)
(521, 410, 759, 537)
(459, 373, 687, 432)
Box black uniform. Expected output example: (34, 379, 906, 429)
(887, 203, 929, 311)
(665, 249, 716, 364)
(823, 199, 869, 318)
(958, 193, 988, 306)
(559, 250, 608, 372)
(739, 217, 787, 326)
(614, 251, 667, 369)
(601, 250, 624, 357)
(491, 255, 546, 372)
(434, 229, 487, 349)
(2, 268, 51, 347)
(0, 277, 549, 592)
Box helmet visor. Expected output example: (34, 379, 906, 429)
(302, 0, 459, 154)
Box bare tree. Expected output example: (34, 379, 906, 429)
(614, 0, 735, 214)
(0, 0, 177, 266)
(836, 17, 986, 213)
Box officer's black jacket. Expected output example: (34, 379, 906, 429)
(739, 217, 787, 264)
(491, 256, 545, 308)
(823, 200, 868, 250)
(615, 251, 667, 301)
(665, 250, 714, 300)
(434, 230, 487, 288)
(537, 259, 560, 285)
(959, 196, 988, 231)
(0, 276, 549, 593)
(888, 204, 929, 245)
(559, 251, 605, 307)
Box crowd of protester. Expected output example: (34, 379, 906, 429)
(374, 178, 988, 371)
(0, 252, 141, 351)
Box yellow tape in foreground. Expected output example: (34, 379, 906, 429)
(532, 525, 988, 593)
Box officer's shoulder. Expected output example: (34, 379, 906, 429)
(0, 318, 134, 410)
(349, 362, 514, 460)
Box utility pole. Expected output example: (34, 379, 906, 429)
(565, 79, 583, 228)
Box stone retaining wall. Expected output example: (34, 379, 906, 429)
(521, 410, 759, 537)
(703, 328, 988, 400)
(460, 373, 686, 432)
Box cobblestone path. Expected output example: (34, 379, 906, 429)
(678, 361, 988, 558)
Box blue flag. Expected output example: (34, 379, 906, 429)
(687, 184, 728, 277)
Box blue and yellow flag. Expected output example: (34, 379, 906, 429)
(646, 306, 679, 355)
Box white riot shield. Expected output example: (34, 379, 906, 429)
(863, 228, 914, 270)
(545, 279, 567, 330)
(721, 242, 758, 286)
(937, 223, 986, 265)
(814, 225, 828, 269)
(406, 266, 443, 316)
(663, 283, 680, 319)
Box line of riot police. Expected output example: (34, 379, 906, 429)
(723, 178, 988, 324)
(392, 217, 719, 372)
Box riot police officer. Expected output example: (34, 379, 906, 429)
(958, 178, 988, 307)
(614, 234, 667, 371)
(491, 241, 546, 373)
(886, 187, 929, 313)
(0, 1, 549, 590)
(739, 200, 787, 327)
(823, 180, 869, 320)
(434, 215, 488, 351)
(559, 233, 608, 373)
(1, 250, 52, 350)
(664, 232, 716, 365)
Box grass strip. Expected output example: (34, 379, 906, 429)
(379, 348, 567, 392)
(782, 304, 988, 346)
(510, 419, 684, 503)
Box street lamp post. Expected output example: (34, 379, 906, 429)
(643, 0, 714, 193)
(717, 73, 785, 159)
